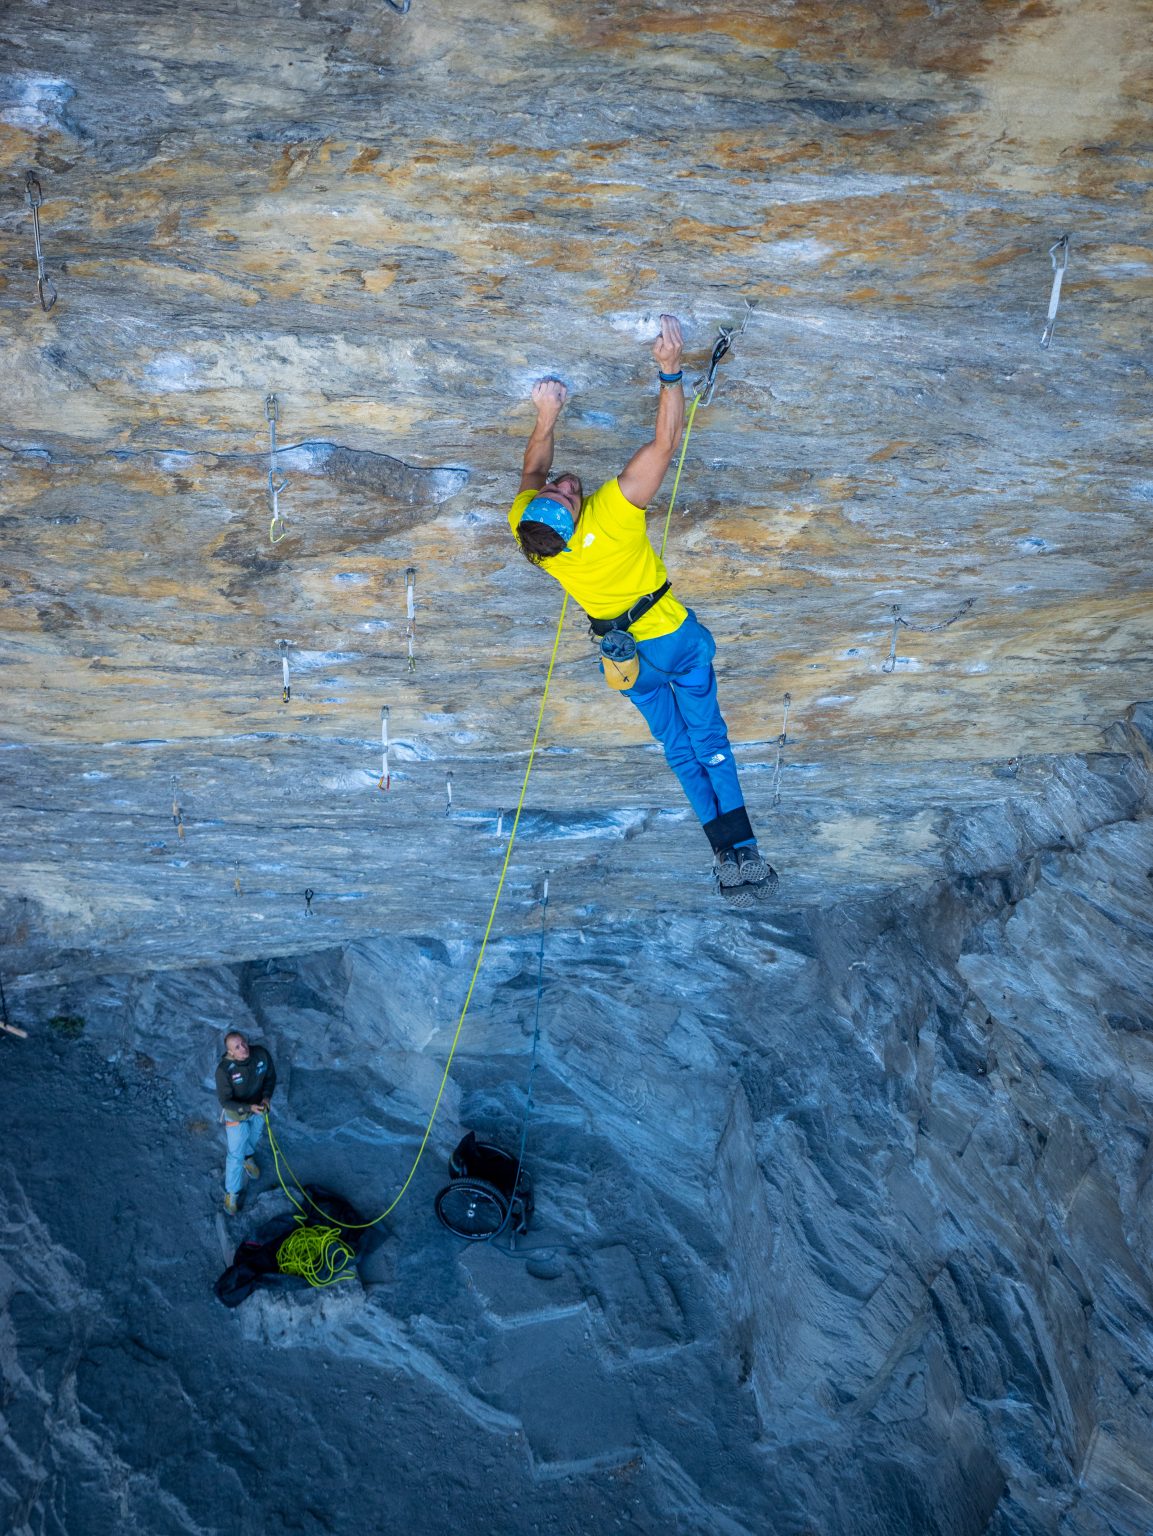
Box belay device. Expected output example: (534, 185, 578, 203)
(434, 1131, 533, 1241)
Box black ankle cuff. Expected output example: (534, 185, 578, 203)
(702, 805, 754, 853)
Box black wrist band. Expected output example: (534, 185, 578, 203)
(658, 370, 683, 384)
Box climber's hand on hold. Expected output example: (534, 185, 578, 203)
(520, 381, 566, 492)
(652, 314, 684, 375)
(532, 379, 568, 422)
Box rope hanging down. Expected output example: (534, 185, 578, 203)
(476, 874, 550, 1248)
(266, 593, 570, 1231)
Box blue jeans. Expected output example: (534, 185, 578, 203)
(621, 611, 746, 827)
(223, 1113, 266, 1195)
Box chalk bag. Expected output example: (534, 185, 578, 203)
(434, 1131, 534, 1240)
(600, 627, 639, 691)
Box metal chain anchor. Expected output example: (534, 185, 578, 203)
(266, 394, 288, 544)
(1040, 236, 1069, 350)
(279, 639, 291, 702)
(882, 598, 976, 674)
(24, 172, 57, 312)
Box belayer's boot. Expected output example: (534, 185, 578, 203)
(243, 1158, 260, 1179)
(224, 1191, 240, 1216)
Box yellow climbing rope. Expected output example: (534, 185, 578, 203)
(659, 389, 703, 561)
(266, 592, 571, 1231)
(276, 1221, 357, 1288)
(267, 343, 722, 1233)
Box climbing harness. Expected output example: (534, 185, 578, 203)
(1040, 236, 1069, 350)
(882, 598, 975, 674)
(405, 568, 417, 672)
(276, 1222, 357, 1287)
(24, 173, 57, 312)
(265, 597, 570, 1232)
(266, 394, 288, 544)
(279, 639, 291, 702)
(587, 581, 671, 641)
(379, 705, 390, 791)
(659, 304, 755, 560)
(587, 580, 671, 690)
(771, 692, 790, 807)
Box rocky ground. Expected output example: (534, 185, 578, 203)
(3, 710, 1152, 1534)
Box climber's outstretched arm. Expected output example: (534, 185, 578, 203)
(519, 379, 568, 495)
(619, 314, 685, 509)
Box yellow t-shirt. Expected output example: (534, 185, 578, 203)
(508, 477, 687, 642)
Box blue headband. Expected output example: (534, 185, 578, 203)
(520, 494, 575, 551)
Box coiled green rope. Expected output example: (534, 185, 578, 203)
(276, 1221, 357, 1288)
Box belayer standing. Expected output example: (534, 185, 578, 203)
(510, 314, 777, 907)
(215, 1031, 276, 1215)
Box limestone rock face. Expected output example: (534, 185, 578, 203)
(2, 0, 1152, 975)
(2, 0, 1152, 1531)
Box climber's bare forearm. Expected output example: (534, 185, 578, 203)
(519, 379, 568, 494)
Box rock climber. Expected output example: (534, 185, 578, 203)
(510, 314, 776, 906)
(215, 1031, 277, 1215)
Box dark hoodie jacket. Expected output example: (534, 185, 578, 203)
(215, 1043, 276, 1123)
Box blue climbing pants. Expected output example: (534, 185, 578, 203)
(223, 1113, 266, 1195)
(622, 611, 746, 828)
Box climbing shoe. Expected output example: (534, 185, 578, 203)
(715, 844, 779, 904)
(714, 847, 741, 886)
(733, 843, 779, 899)
(224, 1191, 240, 1216)
(243, 1158, 260, 1179)
(715, 849, 754, 908)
